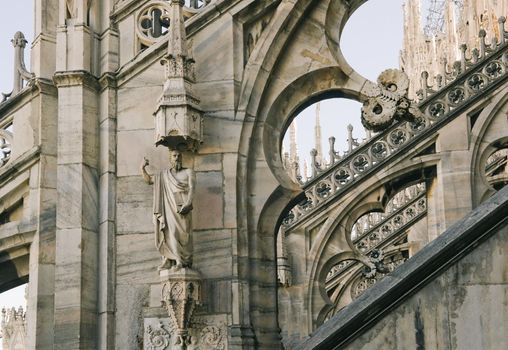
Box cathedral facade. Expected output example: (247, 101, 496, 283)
(0, 0, 507, 349)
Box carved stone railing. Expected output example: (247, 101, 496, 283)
(325, 187, 426, 286)
(1, 32, 34, 103)
(283, 24, 508, 229)
(353, 192, 426, 254)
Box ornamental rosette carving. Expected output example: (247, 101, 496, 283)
(200, 325, 226, 350)
(146, 322, 172, 350)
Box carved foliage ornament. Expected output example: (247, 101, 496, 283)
(146, 322, 172, 350)
(361, 69, 421, 132)
(200, 325, 226, 350)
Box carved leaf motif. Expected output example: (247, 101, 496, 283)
(146, 323, 171, 350)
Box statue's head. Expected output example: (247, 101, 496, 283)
(169, 149, 182, 171)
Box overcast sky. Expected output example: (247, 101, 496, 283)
(283, 0, 406, 177)
(0, 0, 420, 322)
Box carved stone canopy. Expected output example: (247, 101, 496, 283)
(153, 0, 204, 152)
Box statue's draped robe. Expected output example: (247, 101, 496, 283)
(153, 169, 192, 265)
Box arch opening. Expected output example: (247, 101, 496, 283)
(281, 97, 365, 185)
(340, 0, 404, 82)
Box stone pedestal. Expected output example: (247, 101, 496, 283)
(160, 268, 202, 349)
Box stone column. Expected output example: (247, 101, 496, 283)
(95, 1, 119, 349)
(26, 80, 58, 350)
(53, 71, 100, 350)
(32, 0, 58, 79)
(52, 1, 101, 348)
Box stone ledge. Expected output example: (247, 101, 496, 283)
(0, 146, 40, 187)
(295, 185, 508, 350)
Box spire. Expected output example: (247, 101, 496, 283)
(314, 102, 323, 164)
(303, 159, 309, 181)
(168, 0, 188, 58)
(289, 121, 298, 164)
(1, 32, 34, 102)
(154, 0, 204, 151)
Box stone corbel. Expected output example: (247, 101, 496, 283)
(160, 268, 202, 349)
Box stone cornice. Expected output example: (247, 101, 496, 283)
(0, 146, 41, 188)
(0, 220, 36, 254)
(53, 70, 101, 91)
(295, 185, 508, 350)
(99, 73, 118, 92)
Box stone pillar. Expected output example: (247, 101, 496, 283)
(53, 71, 100, 349)
(26, 80, 58, 350)
(52, 1, 100, 348)
(32, 0, 58, 79)
(95, 1, 119, 348)
(432, 116, 473, 235)
(56, 0, 96, 73)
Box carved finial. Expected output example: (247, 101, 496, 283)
(289, 121, 298, 164)
(459, 44, 467, 72)
(314, 102, 323, 165)
(435, 74, 443, 89)
(2, 31, 34, 103)
(303, 159, 309, 181)
(499, 17, 507, 44)
(420, 71, 430, 99)
(328, 136, 337, 164)
(346, 124, 356, 153)
(310, 148, 319, 177)
(11, 31, 27, 48)
(154, 0, 203, 151)
(479, 29, 487, 58)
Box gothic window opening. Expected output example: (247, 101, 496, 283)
(281, 98, 365, 185)
(321, 182, 427, 322)
(185, 0, 209, 10)
(485, 147, 508, 191)
(136, 2, 171, 49)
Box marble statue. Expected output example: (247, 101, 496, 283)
(141, 150, 195, 270)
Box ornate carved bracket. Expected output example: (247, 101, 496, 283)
(361, 69, 421, 132)
(160, 268, 202, 349)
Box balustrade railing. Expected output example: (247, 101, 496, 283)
(283, 18, 508, 229)
(325, 185, 426, 286)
